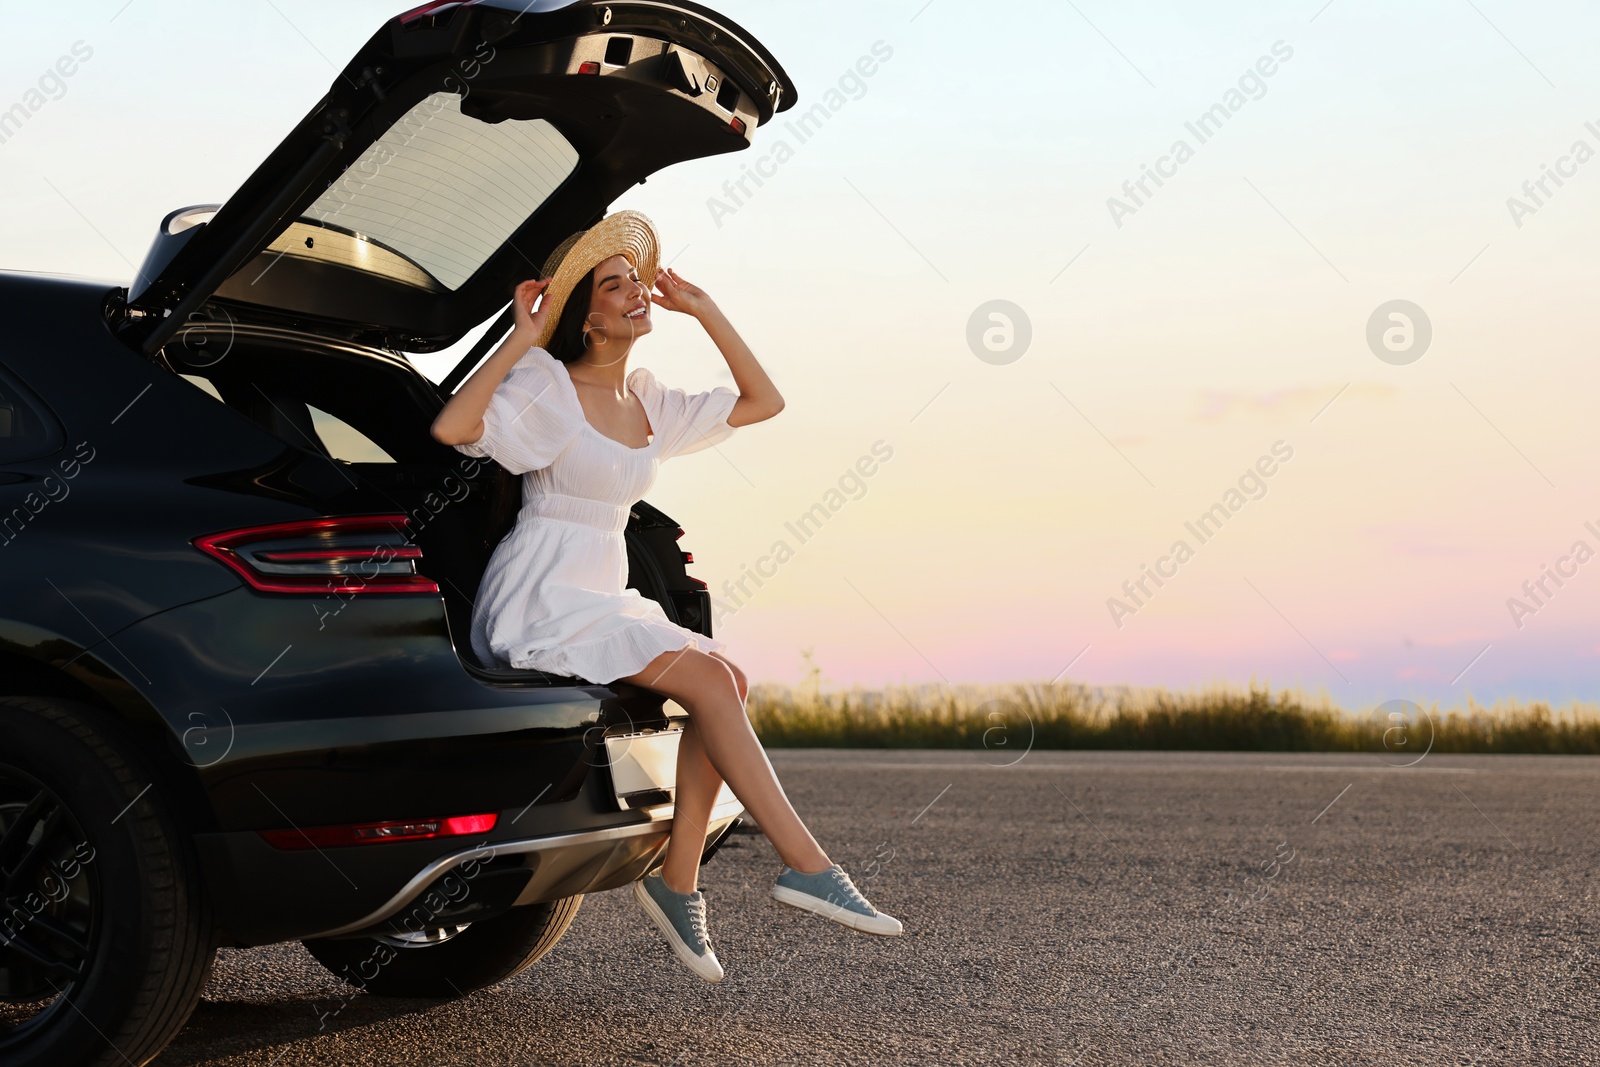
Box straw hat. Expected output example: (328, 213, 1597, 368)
(531, 209, 661, 349)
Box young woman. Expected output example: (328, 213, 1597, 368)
(430, 211, 900, 985)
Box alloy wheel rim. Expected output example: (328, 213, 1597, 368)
(0, 765, 101, 1048)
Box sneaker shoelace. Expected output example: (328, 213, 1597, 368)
(684, 892, 711, 950)
(824, 868, 876, 914)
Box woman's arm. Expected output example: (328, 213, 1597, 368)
(650, 267, 783, 427)
(430, 278, 549, 446)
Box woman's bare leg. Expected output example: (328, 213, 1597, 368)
(619, 646, 830, 877)
(657, 720, 719, 894)
(656, 653, 746, 893)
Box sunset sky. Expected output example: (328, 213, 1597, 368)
(5, 0, 1598, 708)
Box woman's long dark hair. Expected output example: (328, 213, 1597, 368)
(543, 267, 596, 365)
(482, 268, 598, 545)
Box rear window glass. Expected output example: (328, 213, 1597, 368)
(291, 92, 580, 291)
(308, 405, 395, 464)
(0, 366, 64, 463)
(177, 371, 406, 465)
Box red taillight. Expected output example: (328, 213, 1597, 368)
(398, 1, 481, 25)
(730, 116, 747, 136)
(260, 812, 498, 851)
(192, 515, 438, 595)
(578, 60, 602, 75)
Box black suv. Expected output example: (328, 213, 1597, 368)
(0, 3, 794, 1064)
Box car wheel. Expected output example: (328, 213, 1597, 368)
(301, 894, 582, 998)
(0, 696, 216, 1067)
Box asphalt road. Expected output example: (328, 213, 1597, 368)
(153, 750, 1600, 1066)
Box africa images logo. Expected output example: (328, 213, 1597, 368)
(705, 41, 895, 227)
(1107, 441, 1295, 628)
(0, 41, 94, 147)
(1106, 41, 1294, 228)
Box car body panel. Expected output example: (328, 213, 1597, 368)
(0, 276, 286, 639)
(103, 585, 615, 826)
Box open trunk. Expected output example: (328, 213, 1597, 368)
(169, 330, 712, 682)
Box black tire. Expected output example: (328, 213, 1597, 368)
(301, 894, 582, 998)
(0, 696, 216, 1067)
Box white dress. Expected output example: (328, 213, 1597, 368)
(451, 344, 739, 683)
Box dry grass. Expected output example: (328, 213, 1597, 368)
(745, 677, 1600, 755)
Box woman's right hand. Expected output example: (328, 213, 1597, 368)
(511, 278, 552, 339)
(433, 278, 552, 446)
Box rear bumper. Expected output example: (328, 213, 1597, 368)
(198, 779, 744, 946)
(316, 792, 744, 941)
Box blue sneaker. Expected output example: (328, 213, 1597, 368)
(771, 863, 903, 936)
(633, 871, 724, 983)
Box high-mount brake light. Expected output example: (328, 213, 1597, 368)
(192, 515, 438, 595)
(259, 812, 498, 850)
(398, 1, 482, 25)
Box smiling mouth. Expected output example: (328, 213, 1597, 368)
(624, 305, 649, 320)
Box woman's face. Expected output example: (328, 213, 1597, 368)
(582, 253, 651, 350)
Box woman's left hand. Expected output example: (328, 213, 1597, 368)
(650, 267, 716, 319)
